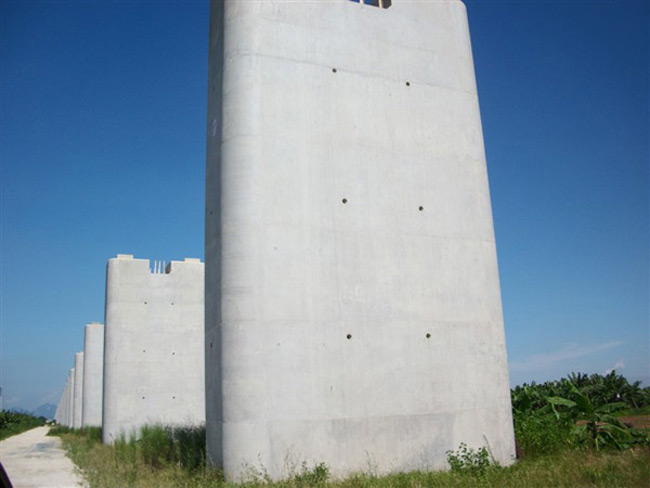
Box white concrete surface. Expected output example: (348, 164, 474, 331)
(81, 323, 104, 427)
(66, 369, 75, 428)
(72, 353, 84, 429)
(0, 426, 87, 488)
(206, 0, 515, 480)
(53, 377, 69, 426)
(102, 254, 205, 444)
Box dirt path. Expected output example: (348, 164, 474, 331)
(0, 426, 87, 488)
(618, 415, 650, 430)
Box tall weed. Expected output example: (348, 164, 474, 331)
(514, 412, 575, 458)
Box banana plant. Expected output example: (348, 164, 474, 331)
(546, 382, 636, 450)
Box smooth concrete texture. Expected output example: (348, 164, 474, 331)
(206, 0, 515, 479)
(72, 353, 84, 429)
(53, 378, 68, 426)
(82, 323, 104, 427)
(0, 426, 88, 488)
(102, 254, 205, 444)
(66, 369, 75, 428)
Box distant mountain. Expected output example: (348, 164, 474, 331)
(32, 403, 56, 420)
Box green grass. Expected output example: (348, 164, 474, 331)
(50, 370, 650, 488)
(615, 406, 650, 417)
(54, 426, 650, 488)
(0, 410, 46, 440)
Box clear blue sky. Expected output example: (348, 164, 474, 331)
(1, 1, 647, 412)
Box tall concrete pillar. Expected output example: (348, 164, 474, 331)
(205, 0, 515, 479)
(82, 323, 104, 427)
(54, 379, 68, 425)
(73, 352, 84, 429)
(67, 368, 75, 428)
(102, 255, 205, 443)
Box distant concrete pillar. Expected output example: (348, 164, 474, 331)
(66, 368, 75, 428)
(82, 323, 104, 427)
(54, 379, 68, 425)
(102, 255, 205, 443)
(73, 352, 84, 429)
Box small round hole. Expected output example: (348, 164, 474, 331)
(172, 396, 176, 400)
(171, 302, 174, 305)
(342, 198, 348, 204)
(172, 352, 175, 355)
(419, 206, 424, 211)
(406, 81, 410, 87)
(142, 396, 145, 400)
(332, 68, 337, 73)
(346, 334, 352, 340)
(144, 301, 147, 305)
(426, 333, 431, 339)
(142, 350, 146, 353)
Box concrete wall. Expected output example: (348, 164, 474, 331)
(73, 352, 84, 429)
(82, 322, 104, 427)
(206, 0, 515, 479)
(54, 376, 70, 425)
(54, 390, 63, 424)
(65, 368, 74, 428)
(102, 254, 205, 443)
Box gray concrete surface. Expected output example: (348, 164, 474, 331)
(66, 369, 74, 428)
(82, 323, 104, 427)
(72, 353, 84, 429)
(102, 254, 205, 443)
(0, 426, 87, 488)
(53, 376, 69, 426)
(206, 0, 515, 480)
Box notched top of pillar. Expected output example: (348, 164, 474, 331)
(108, 254, 204, 276)
(164, 258, 204, 274)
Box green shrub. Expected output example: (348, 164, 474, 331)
(292, 462, 330, 486)
(140, 425, 173, 468)
(47, 424, 73, 437)
(170, 424, 206, 471)
(514, 412, 575, 457)
(108, 424, 207, 473)
(83, 426, 103, 443)
(511, 372, 650, 456)
(446, 443, 494, 476)
(511, 372, 650, 415)
(0, 410, 46, 440)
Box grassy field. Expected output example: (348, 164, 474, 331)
(54, 426, 650, 488)
(52, 373, 650, 487)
